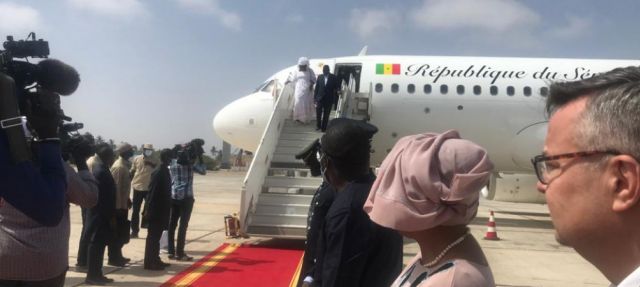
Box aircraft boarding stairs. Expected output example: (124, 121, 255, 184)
(239, 77, 370, 239)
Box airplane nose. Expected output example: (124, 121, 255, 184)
(213, 92, 273, 152)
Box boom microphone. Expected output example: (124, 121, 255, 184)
(36, 59, 80, 96)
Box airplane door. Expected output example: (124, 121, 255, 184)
(335, 64, 362, 93)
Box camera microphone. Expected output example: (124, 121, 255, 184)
(36, 59, 80, 96)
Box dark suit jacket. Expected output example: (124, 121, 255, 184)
(314, 73, 340, 105)
(86, 163, 117, 244)
(145, 165, 172, 229)
(314, 173, 403, 287)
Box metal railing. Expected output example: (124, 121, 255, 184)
(239, 80, 294, 235)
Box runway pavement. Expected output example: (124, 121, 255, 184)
(63, 170, 609, 287)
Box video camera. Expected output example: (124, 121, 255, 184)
(175, 139, 205, 166)
(295, 138, 321, 177)
(0, 32, 81, 162)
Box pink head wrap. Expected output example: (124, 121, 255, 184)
(364, 130, 493, 232)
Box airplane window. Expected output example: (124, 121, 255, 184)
(423, 84, 432, 94)
(391, 83, 399, 93)
(457, 85, 464, 95)
(507, 86, 515, 96)
(440, 85, 448, 94)
(375, 83, 383, 93)
(540, 87, 549, 97)
(523, 86, 532, 97)
(408, 84, 415, 94)
(490, 86, 498, 96)
(473, 85, 481, 95)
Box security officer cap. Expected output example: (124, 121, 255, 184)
(320, 118, 378, 160)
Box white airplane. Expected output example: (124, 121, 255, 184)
(213, 51, 640, 203)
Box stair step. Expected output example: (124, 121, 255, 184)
(258, 193, 314, 205)
(246, 224, 307, 239)
(250, 213, 308, 226)
(265, 176, 322, 188)
(255, 203, 310, 215)
(268, 168, 315, 178)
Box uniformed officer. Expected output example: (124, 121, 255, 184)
(309, 118, 403, 287)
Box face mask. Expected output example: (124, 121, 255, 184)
(318, 152, 332, 186)
(144, 150, 153, 157)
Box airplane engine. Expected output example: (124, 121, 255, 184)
(482, 172, 546, 203)
(509, 121, 548, 171)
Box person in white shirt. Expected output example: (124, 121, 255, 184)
(287, 57, 316, 124)
(535, 66, 640, 286)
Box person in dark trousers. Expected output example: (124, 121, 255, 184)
(309, 118, 403, 287)
(144, 149, 174, 270)
(85, 144, 117, 285)
(298, 182, 335, 287)
(314, 65, 340, 132)
(168, 142, 206, 261)
(107, 143, 134, 267)
(130, 143, 158, 238)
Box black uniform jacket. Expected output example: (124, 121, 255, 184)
(299, 182, 336, 286)
(86, 163, 117, 244)
(145, 165, 172, 229)
(314, 173, 403, 287)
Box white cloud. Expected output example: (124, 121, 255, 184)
(67, 0, 147, 18)
(549, 16, 591, 39)
(174, 0, 242, 31)
(349, 8, 400, 39)
(411, 0, 540, 33)
(0, 2, 41, 36)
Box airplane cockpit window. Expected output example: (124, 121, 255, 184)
(507, 86, 515, 96)
(424, 84, 432, 94)
(523, 86, 532, 97)
(490, 85, 498, 96)
(441, 85, 448, 94)
(408, 84, 415, 94)
(375, 83, 383, 93)
(457, 85, 464, 95)
(254, 81, 269, 92)
(260, 80, 276, 93)
(473, 85, 481, 95)
(540, 87, 549, 97)
(391, 84, 399, 93)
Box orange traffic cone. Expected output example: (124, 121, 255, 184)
(483, 211, 500, 240)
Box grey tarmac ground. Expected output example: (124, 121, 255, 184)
(64, 171, 608, 287)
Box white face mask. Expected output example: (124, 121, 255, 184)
(144, 150, 153, 157)
(318, 151, 331, 186)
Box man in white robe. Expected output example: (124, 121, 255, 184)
(287, 57, 316, 124)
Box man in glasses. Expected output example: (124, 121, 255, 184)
(535, 66, 640, 287)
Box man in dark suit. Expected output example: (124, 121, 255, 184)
(143, 149, 174, 270)
(85, 144, 117, 285)
(314, 65, 340, 132)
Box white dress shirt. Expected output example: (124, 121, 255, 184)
(612, 266, 640, 287)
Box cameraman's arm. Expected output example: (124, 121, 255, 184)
(0, 135, 66, 226)
(64, 162, 98, 208)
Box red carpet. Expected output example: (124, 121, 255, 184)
(162, 243, 304, 287)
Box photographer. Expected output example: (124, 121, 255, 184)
(0, 134, 98, 286)
(168, 139, 206, 262)
(0, 34, 81, 226)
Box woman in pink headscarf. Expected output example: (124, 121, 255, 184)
(364, 130, 495, 287)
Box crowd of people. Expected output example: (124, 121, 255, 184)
(295, 66, 640, 287)
(2, 58, 640, 287)
(0, 131, 207, 286)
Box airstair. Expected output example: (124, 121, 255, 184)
(239, 76, 370, 239)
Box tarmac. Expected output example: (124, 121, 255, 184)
(63, 170, 609, 287)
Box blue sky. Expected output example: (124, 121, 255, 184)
(2, 0, 640, 152)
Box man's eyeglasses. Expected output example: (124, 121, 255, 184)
(531, 150, 620, 184)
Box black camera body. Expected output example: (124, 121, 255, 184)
(175, 139, 205, 166)
(295, 139, 321, 177)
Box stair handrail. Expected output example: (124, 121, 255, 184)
(239, 80, 295, 235)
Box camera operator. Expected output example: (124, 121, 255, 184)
(0, 34, 81, 226)
(0, 134, 98, 287)
(168, 139, 206, 262)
